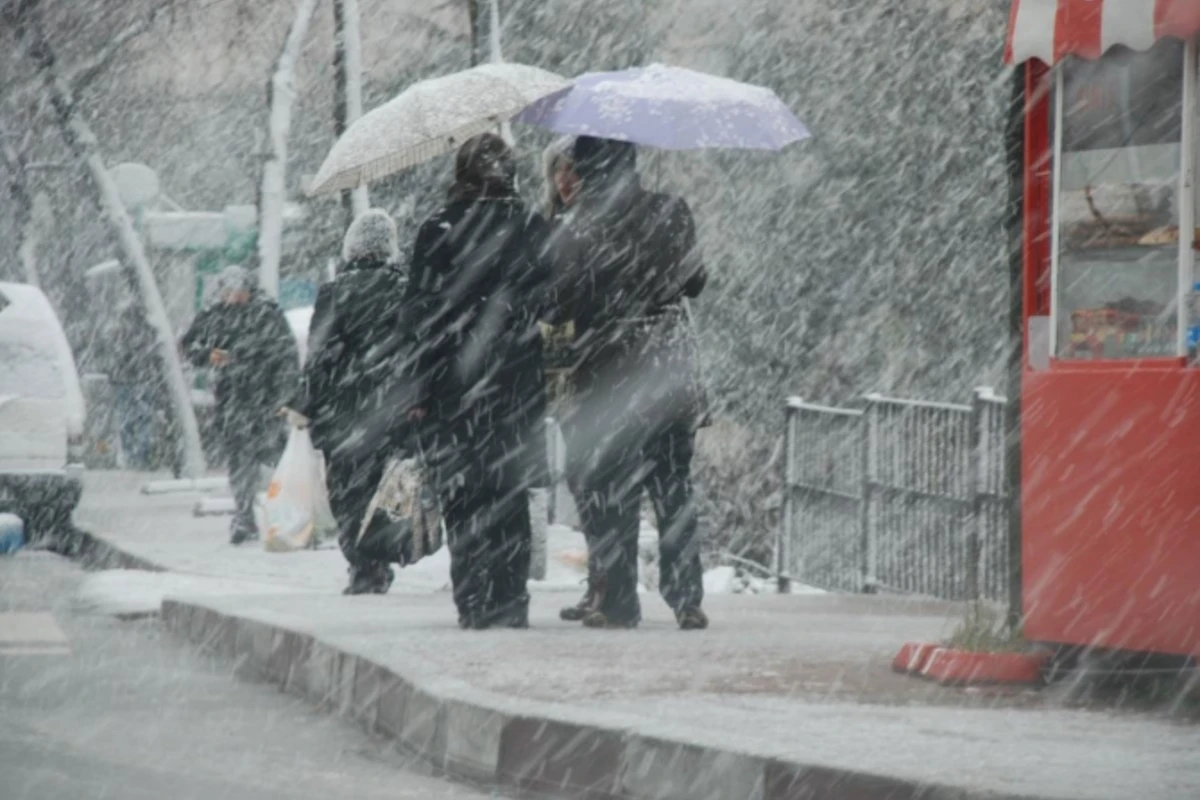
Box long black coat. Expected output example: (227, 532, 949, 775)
(552, 178, 708, 438)
(181, 293, 299, 449)
(298, 257, 410, 458)
(406, 196, 551, 490)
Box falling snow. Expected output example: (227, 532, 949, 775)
(1, 0, 1198, 798)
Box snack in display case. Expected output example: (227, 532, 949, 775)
(1138, 226, 1179, 246)
(1066, 299, 1176, 359)
(1060, 183, 1175, 252)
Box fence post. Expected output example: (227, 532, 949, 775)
(967, 389, 986, 603)
(778, 399, 798, 594)
(859, 395, 878, 594)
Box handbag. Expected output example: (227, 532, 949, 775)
(355, 451, 444, 566)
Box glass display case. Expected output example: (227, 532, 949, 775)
(1053, 39, 1194, 360)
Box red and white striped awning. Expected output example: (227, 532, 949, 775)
(1005, 0, 1200, 65)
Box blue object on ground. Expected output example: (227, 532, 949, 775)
(0, 512, 25, 555)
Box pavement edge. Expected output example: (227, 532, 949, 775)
(69, 526, 168, 573)
(160, 598, 1032, 800)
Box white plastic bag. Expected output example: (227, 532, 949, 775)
(263, 426, 337, 552)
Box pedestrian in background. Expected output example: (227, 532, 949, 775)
(406, 133, 551, 629)
(108, 303, 166, 471)
(294, 209, 411, 594)
(182, 265, 299, 545)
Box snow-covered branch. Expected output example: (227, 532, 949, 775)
(0, 118, 40, 286)
(70, 2, 176, 92)
(333, 0, 369, 222)
(257, 0, 319, 299)
(15, 0, 207, 478)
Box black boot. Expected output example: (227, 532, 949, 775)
(230, 521, 260, 546)
(343, 563, 394, 595)
(559, 582, 594, 621)
(675, 606, 709, 630)
(579, 574, 640, 629)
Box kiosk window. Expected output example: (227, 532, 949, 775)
(1055, 40, 1185, 360)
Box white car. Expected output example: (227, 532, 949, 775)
(0, 282, 86, 541)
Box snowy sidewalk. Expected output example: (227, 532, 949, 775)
(73, 471, 1200, 800)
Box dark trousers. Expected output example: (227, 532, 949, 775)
(442, 477, 532, 624)
(114, 383, 155, 470)
(569, 420, 704, 622)
(223, 412, 285, 536)
(226, 440, 266, 535)
(325, 450, 389, 574)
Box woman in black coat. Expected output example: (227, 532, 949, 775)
(406, 133, 551, 629)
(296, 209, 410, 594)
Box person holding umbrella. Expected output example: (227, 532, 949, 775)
(540, 135, 604, 622)
(520, 64, 809, 628)
(405, 133, 552, 630)
(551, 135, 710, 630)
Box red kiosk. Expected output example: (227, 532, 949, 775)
(1007, 1, 1200, 659)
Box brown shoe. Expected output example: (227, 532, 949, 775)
(675, 607, 709, 630)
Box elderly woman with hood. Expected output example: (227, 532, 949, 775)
(551, 135, 710, 631)
(295, 209, 411, 594)
(405, 133, 551, 629)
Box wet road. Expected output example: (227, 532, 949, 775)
(0, 550, 508, 800)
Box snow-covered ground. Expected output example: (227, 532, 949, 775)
(75, 517, 816, 618)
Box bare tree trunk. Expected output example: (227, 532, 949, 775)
(257, 0, 319, 299)
(332, 0, 369, 228)
(0, 122, 41, 286)
(487, 0, 503, 63)
(15, 5, 206, 478)
(18, 213, 40, 287)
(467, 0, 484, 67)
(482, 0, 512, 144)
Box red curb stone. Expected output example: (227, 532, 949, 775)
(921, 648, 1049, 687)
(892, 642, 939, 674)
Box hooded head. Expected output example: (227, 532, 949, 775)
(342, 208, 400, 265)
(448, 132, 517, 203)
(571, 136, 638, 197)
(541, 135, 578, 218)
(216, 265, 253, 305)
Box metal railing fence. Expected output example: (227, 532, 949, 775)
(779, 388, 1011, 603)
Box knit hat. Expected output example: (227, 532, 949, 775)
(216, 264, 253, 294)
(342, 208, 400, 264)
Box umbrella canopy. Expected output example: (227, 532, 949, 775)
(308, 63, 571, 196)
(513, 63, 810, 151)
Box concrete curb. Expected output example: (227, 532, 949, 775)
(71, 526, 168, 573)
(161, 598, 1040, 800)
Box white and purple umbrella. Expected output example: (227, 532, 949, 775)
(514, 63, 810, 151)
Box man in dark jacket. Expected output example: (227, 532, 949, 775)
(552, 135, 710, 631)
(294, 209, 410, 594)
(406, 133, 551, 629)
(182, 266, 299, 544)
